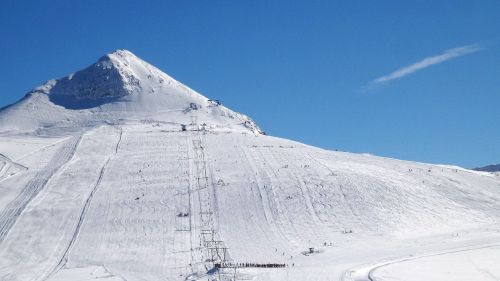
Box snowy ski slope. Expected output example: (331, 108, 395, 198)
(1, 50, 500, 281)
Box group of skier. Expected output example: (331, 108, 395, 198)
(214, 262, 287, 268)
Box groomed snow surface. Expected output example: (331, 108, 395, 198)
(1, 124, 500, 281)
(1, 50, 500, 281)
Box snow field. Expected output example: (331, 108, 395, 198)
(1, 124, 500, 281)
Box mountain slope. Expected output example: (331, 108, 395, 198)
(474, 163, 500, 173)
(0, 50, 499, 281)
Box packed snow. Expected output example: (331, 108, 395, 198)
(1, 50, 499, 281)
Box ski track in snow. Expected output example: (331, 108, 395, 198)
(1, 124, 500, 281)
(45, 127, 123, 280)
(1, 125, 500, 281)
(0, 153, 28, 182)
(0, 134, 82, 243)
(346, 243, 500, 281)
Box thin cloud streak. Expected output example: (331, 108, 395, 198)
(373, 44, 483, 85)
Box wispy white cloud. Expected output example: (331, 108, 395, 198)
(372, 44, 483, 85)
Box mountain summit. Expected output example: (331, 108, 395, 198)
(49, 49, 147, 102)
(44, 49, 205, 108)
(0, 49, 262, 134)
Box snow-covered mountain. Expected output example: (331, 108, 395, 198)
(0, 49, 261, 134)
(474, 164, 500, 173)
(1, 50, 500, 281)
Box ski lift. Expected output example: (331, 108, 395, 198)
(208, 99, 221, 106)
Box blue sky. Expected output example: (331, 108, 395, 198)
(1, 1, 499, 167)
